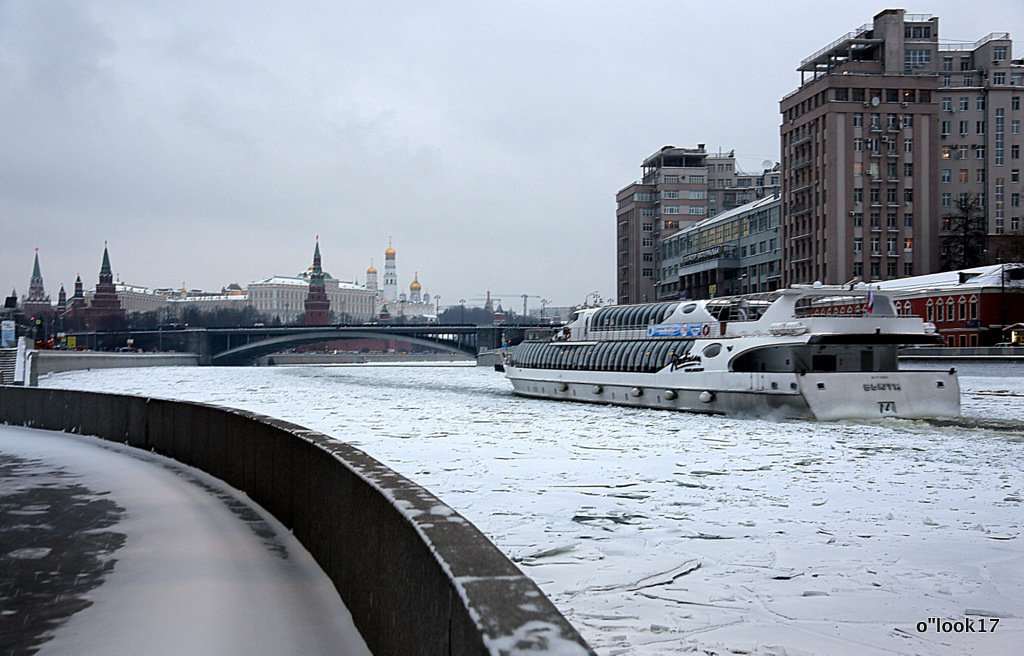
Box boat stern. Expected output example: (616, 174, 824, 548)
(797, 370, 960, 421)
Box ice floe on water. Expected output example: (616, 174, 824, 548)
(42, 362, 1024, 655)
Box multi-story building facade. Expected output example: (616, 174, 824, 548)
(659, 195, 782, 300)
(616, 145, 779, 304)
(935, 33, 1024, 239)
(780, 9, 1024, 287)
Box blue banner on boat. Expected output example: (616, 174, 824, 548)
(647, 323, 704, 337)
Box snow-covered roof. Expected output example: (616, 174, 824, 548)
(870, 263, 1024, 293)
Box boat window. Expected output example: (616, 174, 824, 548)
(629, 342, 647, 371)
(606, 341, 624, 371)
(619, 342, 637, 371)
(681, 303, 697, 314)
(598, 342, 613, 371)
(702, 343, 722, 358)
(619, 306, 636, 330)
(651, 341, 673, 371)
(640, 341, 656, 370)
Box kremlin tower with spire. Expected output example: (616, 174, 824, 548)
(304, 238, 330, 325)
(83, 243, 126, 330)
(22, 249, 52, 319)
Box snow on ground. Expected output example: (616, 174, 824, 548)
(0, 424, 371, 656)
(40, 362, 1024, 655)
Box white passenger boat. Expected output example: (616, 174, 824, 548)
(503, 285, 960, 420)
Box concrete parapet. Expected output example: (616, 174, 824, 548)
(0, 385, 595, 656)
(28, 351, 199, 384)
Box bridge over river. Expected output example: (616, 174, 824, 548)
(68, 324, 555, 365)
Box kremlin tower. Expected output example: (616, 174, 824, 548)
(22, 249, 52, 319)
(83, 243, 126, 330)
(303, 238, 330, 325)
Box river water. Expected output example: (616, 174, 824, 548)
(41, 363, 1024, 655)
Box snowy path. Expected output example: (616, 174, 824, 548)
(0, 424, 371, 656)
(40, 362, 1024, 655)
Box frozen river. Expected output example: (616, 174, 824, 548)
(41, 362, 1024, 655)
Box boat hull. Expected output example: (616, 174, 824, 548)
(504, 366, 960, 421)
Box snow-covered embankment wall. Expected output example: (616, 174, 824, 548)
(0, 385, 594, 656)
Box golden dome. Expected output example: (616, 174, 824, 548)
(367, 259, 377, 274)
(384, 238, 396, 259)
(410, 272, 421, 291)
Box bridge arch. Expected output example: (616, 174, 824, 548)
(210, 329, 478, 365)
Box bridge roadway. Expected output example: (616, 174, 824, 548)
(69, 324, 554, 365)
(0, 424, 372, 655)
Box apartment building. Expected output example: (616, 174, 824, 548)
(936, 34, 1024, 240)
(780, 9, 1024, 287)
(616, 145, 779, 304)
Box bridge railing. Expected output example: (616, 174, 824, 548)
(0, 385, 595, 656)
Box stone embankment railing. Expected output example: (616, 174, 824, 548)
(0, 385, 594, 656)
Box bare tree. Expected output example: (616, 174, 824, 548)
(940, 194, 987, 270)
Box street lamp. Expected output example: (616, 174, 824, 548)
(459, 299, 466, 324)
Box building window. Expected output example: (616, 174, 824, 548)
(642, 253, 653, 262)
(977, 147, 986, 159)
(904, 138, 913, 153)
(871, 238, 880, 254)
(835, 88, 848, 101)
(853, 212, 863, 227)
(994, 72, 1006, 85)
(994, 46, 1008, 60)
(642, 223, 653, 232)
(904, 237, 913, 251)
(942, 97, 952, 111)
(941, 193, 951, 207)
(642, 208, 654, 216)
(854, 262, 863, 277)
(887, 237, 897, 255)
(977, 121, 985, 135)
(943, 56, 953, 72)
(642, 268, 653, 277)
(853, 113, 863, 127)
(871, 262, 880, 279)
(942, 75, 951, 87)
(689, 190, 705, 199)
(963, 75, 974, 86)
(959, 120, 969, 136)
(854, 137, 863, 151)
(642, 237, 654, 247)
(887, 212, 898, 229)
(941, 169, 951, 183)
(663, 206, 680, 214)
(663, 190, 679, 199)
(904, 213, 913, 227)
(688, 206, 706, 215)
(1013, 145, 1020, 160)
(870, 212, 880, 228)
(904, 262, 914, 277)
(904, 163, 913, 177)
(977, 169, 986, 183)
(688, 175, 705, 184)
(1014, 97, 1021, 111)
(959, 169, 969, 183)
(854, 237, 863, 253)
(853, 188, 863, 203)
(905, 49, 930, 72)
(977, 96, 986, 111)
(887, 261, 897, 278)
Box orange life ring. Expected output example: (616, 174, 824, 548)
(701, 324, 710, 336)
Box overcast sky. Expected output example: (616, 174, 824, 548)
(3, 1, 1023, 309)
